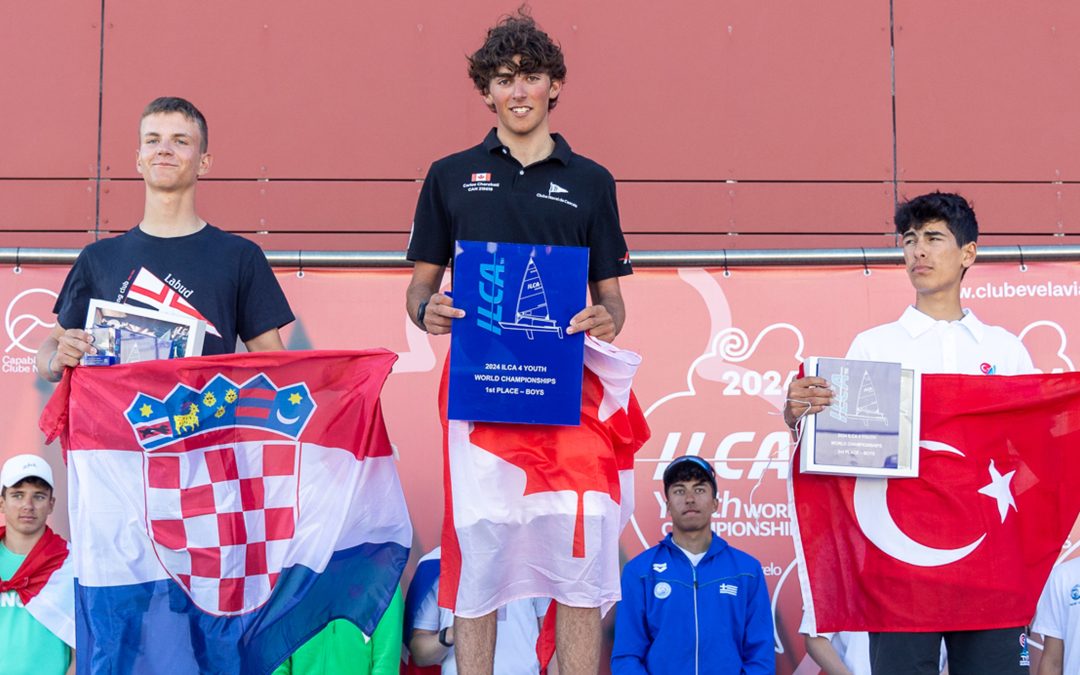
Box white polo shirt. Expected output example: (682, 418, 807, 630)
(846, 306, 1034, 375)
(1033, 557, 1080, 674)
(797, 306, 1030, 671)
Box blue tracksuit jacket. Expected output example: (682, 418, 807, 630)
(611, 533, 774, 674)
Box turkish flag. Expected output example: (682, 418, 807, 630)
(793, 372, 1080, 633)
(438, 337, 650, 618)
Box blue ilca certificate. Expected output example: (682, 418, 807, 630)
(448, 240, 589, 425)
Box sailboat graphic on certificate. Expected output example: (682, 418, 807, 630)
(498, 257, 564, 340)
(829, 366, 889, 427)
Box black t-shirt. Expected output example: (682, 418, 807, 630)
(54, 225, 294, 355)
(407, 129, 633, 282)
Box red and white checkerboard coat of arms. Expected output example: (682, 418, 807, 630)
(127, 373, 315, 615)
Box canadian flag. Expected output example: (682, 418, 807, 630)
(438, 337, 650, 617)
(471, 173, 492, 182)
(793, 372, 1080, 633)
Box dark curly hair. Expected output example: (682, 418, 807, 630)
(467, 8, 566, 110)
(895, 191, 978, 247)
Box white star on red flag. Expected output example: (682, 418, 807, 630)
(977, 459, 1017, 523)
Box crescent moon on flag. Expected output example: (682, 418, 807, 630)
(276, 410, 301, 425)
(853, 441, 986, 567)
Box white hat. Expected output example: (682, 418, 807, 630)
(1, 454, 54, 489)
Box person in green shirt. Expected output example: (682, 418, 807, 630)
(273, 586, 404, 674)
(0, 454, 74, 675)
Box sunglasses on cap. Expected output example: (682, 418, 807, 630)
(663, 455, 716, 481)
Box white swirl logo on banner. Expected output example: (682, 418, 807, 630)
(4, 288, 57, 356)
(644, 323, 806, 420)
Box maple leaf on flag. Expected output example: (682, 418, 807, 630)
(436, 339, 649, 618)
(469, 370, 646, 558)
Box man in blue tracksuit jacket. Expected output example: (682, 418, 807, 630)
(611, 455, 774, 674)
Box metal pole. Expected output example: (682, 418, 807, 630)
(2, 246, 1079, 268)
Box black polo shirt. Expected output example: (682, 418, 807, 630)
(407, 129, 632, 282)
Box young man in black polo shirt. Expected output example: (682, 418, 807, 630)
(405, 11, 632, 675)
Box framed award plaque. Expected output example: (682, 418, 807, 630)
(800, 357, 921, 478)
(83, 299, 207, 366)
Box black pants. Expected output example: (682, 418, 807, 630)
(869, 627, 1030, 675)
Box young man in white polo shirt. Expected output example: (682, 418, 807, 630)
(784, 192, 1034, 674)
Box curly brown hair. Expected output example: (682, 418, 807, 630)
(467, 8, 566, 110)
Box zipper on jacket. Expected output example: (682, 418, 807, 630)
(692, 564, 699, 675)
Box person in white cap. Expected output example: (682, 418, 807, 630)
(0, 454, 74, 674)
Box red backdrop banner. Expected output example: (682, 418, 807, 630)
(5, 260, 1079, 673)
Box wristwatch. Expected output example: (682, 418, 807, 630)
(416, 301, 429, 332)
(438, 626, 453, 647)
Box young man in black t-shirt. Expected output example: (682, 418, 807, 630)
(37, 97, 293, 382)
(405, 11, 632, 675)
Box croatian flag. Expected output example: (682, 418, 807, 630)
(439, 337, 650, 617)
(41, 350, 411, 675)
(0, 525, 75, 647)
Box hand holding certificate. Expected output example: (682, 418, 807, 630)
(448, 240, 589, 426)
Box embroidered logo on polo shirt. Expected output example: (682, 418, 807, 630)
(980, 363, 997, 375)
(536, 181, 578, 208)
(463, 173, 499, 193)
